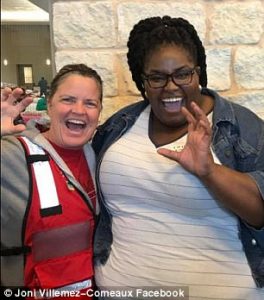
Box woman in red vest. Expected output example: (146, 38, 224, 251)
(1, 64, 102, 299)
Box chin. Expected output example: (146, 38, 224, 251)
(163, 116, 186, 128)
(65, 144, 84, 150)
(63, 137, 87, 149)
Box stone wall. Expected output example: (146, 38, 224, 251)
(50, 0, 264, 121)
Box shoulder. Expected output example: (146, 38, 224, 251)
(210, 90, 264, 156)
(83, 142, 96, 173)
(99, 100, 148, 130)
(207, 88, 264, 129)
(225, 100, 263, 132)
(1, 135, 25, 158)
(1, 135, 29, 191)
(92, 100, 148, 153)
(1, 124, 43, 163)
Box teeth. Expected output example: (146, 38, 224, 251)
(162, 98, 182, 103)
(67, 119, 85, 125)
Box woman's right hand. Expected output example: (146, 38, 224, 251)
(1, 87, 33, 136)
(157, 101, 214, 178)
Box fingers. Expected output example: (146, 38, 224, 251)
(1, 87, 25, 104)
(13, 124, 27, 134)
(17, 96, 33, 112)
(191, 102, 210, 126)
(193, 103, 212, 136)
(11, 88, 25, 99)
(198, 119, 212, 136)
(157, 148, 181, 162)
(181, 106, 196, 132)
(1, 123, 27, 137)
(1, 87, 33, 114)
(182, 102, 211, 134)
(1, 87, 12, 101)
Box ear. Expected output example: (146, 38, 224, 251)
(46, 99, 52, 115)
(195, 66, 201, 76)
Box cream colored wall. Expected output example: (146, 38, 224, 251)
(1, 25, 53, 88)
(50, 0, 264, 121)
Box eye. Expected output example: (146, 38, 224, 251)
(173, 70, 192, 80)
(148, 74, 167, 82)
(84, 99, 99, 108)
(61, 97, 75, 104)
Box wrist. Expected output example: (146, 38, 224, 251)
(199, 163, 219, 183)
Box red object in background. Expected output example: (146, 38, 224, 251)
(21, 113, 42, 124)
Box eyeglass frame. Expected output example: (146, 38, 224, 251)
(141, 66, 199, 89)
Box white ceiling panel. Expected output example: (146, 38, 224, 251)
(1, 0, 49, 24)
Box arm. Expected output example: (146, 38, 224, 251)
(1, 87, 33, 136)
(158, 101, 264, 228)
(1, 134, 30, 286)
(200, 163, 264, 228)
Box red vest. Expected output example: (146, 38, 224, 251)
(18, 136, 95, 296)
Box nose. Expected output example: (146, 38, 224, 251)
(72, 101, 85, 114)
(164, 76, 180, 90)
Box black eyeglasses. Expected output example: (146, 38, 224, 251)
(142, 67, 198, 89)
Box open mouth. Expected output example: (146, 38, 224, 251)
(162, 97, 183, 111)
(65, 119, 87, 131)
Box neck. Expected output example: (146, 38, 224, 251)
(149, 94, 214, 147)
(42, 131, 83, 151)
(149, 113, 188, 147)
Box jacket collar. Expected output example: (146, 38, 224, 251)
(202, 88, 237, 127)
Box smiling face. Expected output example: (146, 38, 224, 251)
(45, 74, 101, 150)
(144, 44, 202, 128)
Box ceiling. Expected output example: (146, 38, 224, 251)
(1, 0, 49, 24)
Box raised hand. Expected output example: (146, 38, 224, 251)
(157, 101, 215, 177)
(1, 87, 33, 136)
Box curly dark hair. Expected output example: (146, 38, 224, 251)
(127, 16, 207, 100)
(49, 63, 103, 102)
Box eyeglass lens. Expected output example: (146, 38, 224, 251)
(145, 68, 195, 88)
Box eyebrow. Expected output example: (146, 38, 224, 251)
(60, 95, 99, 102)
(148, 66, 193, 74)
(60, 95, 75, 99)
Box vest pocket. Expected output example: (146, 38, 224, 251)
(32, 251, 93, 289)
(32, 221, 91, 262)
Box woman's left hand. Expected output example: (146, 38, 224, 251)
(157, 101, 215, 177)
